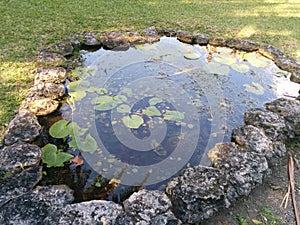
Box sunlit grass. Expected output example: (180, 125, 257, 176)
(0, 0, 299, 136)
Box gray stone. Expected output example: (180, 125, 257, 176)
(291, 70, 300, 84)
(45, 200, 123, 225)
(0, 166, 42, 207)
(38, 51, 67, 65)
(265, 98, 300, 136)
(177, 30, 193, 44)
(274, 55, 300, 73)
(43, 42, 74, 57)
(232, 125, 273, 156)
(166, 166, 234, 224)
(209, 38, 227, 47)
(227, 38, 260, 52)
(142, 27, 160, 43)
(19, 97, 60, 116)
(117, 189, 181, 225)
(34, 67, 67, 84)
(100, 31, 130, 50)
(127, 32, 147, 44)
(158, 28, 177, 37)
(244, 108, 292, 141)
(4, 112, 41, 145)
(82, 32, 101, 46)
(0, 142, 42, 176)
(193, 33, 209, 45)
(0, 185, 74, 225)
(258, 44, 285, 61)
(30, 82, 65, 99)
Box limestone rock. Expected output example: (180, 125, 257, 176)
(0, 185, 74, 225)
(232, 125, 273, 156)
(177, 30, 193, 44)
(265, 98, 300, 136)
(82, 32, 101, 47)
(127, 32, 147, 44)
(30, 82, 65, 99)
(99, 31, 130, 50)
(0, 166, 42, 207)
(0, 142, 42, 176)
(227, 38, 260, 52)
(193, 33, 209, 45)
(20, 97, 60, 116)
(209, 38, 227, 47)
(274, 55, 300, 73)
(4, 112, 41, 145)
(38, 51, 67, 66)
(45, 200, 123, 225)
(34, 67, 67, 84)
(244, 108, 291, 141)
(258, 44, 285, 61)
(158, 28, 177, 37)
(142, 27, 160, 43)
(290, 70, 300, 84)
(117, 189, 181, 225)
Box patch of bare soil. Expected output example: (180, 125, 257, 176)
(202, 139, 300, 225)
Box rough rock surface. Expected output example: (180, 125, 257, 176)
(226, 38, 260, 52)
(100, 31, 129, 50)
(193, 33, 209, 45)
(291, 70, 300, 83)
(19, 97, 60, 116)
(209, 37, 227, 47)
(38, 51, 67, 65)
(34, 67, 67, 84)
(232, 125, 273, 157)
(244, 109, 292, 141)
(158, 28, 177, 37)
(177, 30, 193, 44)
(81, 32, 101, 47)
(45, 200, 123, 225)
(0, 166, 42, 207)
(42, 42, 74, 57)
(142, 26, 160, 43)
(127, 31, 147, 44)
(4, 112, 41, 145)
(0, 142, 42, 176)
(117, 189, 181, 225)
(0, 185, 74, 225)
(30, 82, 65, 99)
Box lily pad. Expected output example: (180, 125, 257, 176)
(203, 62, 230, 76)
(231, 63, 250, 73)
(184, 52, 201, 60)
(149, 97, 163, 106)
(68, 90, 87, 101)
(49, 120, 69, 138)
(117, 104, 131, 113)
(243, 82, 265, 95)
(214, 56, 236, 65)
(245, 53, 270, 68)
(42, 144, 73, 167)
(163, 110, 185, 121)
(67, 80, 89, 91)
(77, 134, 98, 153)
(92, 95, 124, 111)
(122, 115, 144, 129)
(143, 106, 161, 117)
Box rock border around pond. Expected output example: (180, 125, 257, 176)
(1, 27, 300, 224)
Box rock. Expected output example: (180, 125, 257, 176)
(290, 71, 300, 84)
(193, 33, 209, 45)
(117, 189, 181, 225)
(0, 166, 42, 207)
(274, 55, 300, 73)
(34, 67, 67, 84)
(265, 98, 300, 136)
(30, 82, 65, 99)
(127, 32, 147, 45)
(0, 185, 74, 225)
(226, 38, 260, 52)
(158, 28, 177, 37)
(166, 166, 234, 224)
(42, 42, 74, 57)
(208, 142, 240, 166)
(258, 44, 286, 61)
(177, 30, 193, 44)
(99, 31, 130, 50)
(0, 142, 42, 176)
(19, 97, 60, 116)
(4, 112, 41, 145)
(82, 32, 101, 47)
(244, 108, 292, 141)
(142, 27, 160, 43)
(232, 125, 273, 157)
(209, 38, 227, 47)
(38, 52, 67, 66)
(45, 200, 123, 225)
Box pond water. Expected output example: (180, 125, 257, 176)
(40, 37, 300, 203)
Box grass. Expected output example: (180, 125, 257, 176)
(1, 0, 300, 136)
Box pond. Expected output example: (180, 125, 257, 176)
(39, 37, 300, 203)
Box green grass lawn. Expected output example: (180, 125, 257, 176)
(1, 0, 300, 136)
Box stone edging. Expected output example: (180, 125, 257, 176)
(0, 27, 300, 224)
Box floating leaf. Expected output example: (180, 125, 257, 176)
(214, 56, 236, 65)
(149, 97, 163, 106)
(96, 88, 108, 95)
(76, 133, 98, 153)
(203, 62, 230, 76)
(49, 120, 70, 138)
(68, 90, 86, 101)
(92, 95, 123, 111)
(67, 80, 90, 91)
(231, 63, 250, 73)
(143, 106, 161, 117)
(117, 104, 131, 113)
(122, 115, 144, 129)
(244, 53, 270, 68)
(42, 144, 73, 167)
(163, 110, 185, 121)
(184, 52, 201, 60)
(68, 122, 88, 136)
(243, 82, 265, 95)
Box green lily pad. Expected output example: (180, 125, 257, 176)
(92, 95, 124, 111)
(203, 62, 230, 76)
(245, 53, 270, 68)
(117, 104, 131, 113)
(184, 52, 201, 60)
(149, 97, 163, 106)
(243, 82, 265, 95)
(96, 88, 108, 95)
(231, 63, 250, 73)
(49, 120, 70, 138)
(77, 133, 98, 153)
(68, 90, 87, 101)
(214, 56, 236, 65)
(67, 80, 90, 91)
(143, 106, 161, 117)
(122, 115, 144, 129)
(68, 122, 88, 136)
(42, 144, 73, 167)
(163, 110, 185, 121)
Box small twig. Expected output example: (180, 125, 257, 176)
(280, 184, 290, 209)
(288, 155, 300, 225)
